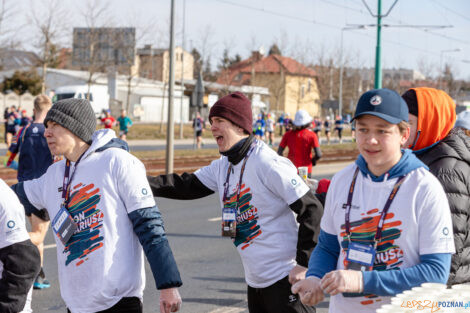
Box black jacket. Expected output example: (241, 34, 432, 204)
(416, 128, 470, 285)
(0, 239, 40, 313)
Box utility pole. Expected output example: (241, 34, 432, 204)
(362, 0, 398, 89)
(339, 25, 367, 119)
(179, 0, 186, 139)
(166, 0, 176, 174)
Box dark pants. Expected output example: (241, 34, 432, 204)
(67, 297, 142, 313)
(247, 276, 316, 313)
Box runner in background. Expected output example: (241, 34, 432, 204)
(323, 116, 331, 145)
(101, 109, 116, 129)
(265, 113, 276, 146)
(312, 116, 322, 140)
(278, 110, 322, 178)
(117, 109, 133, 141)
(7, 95, 54, 290)
(192, 112, 205, 149)
(334, 115, 344, 144)
(253, 114, 266, 141)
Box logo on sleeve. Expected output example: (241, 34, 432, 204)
(291, 179, 297, 186)
(443, 227, 449, 236)
(142, 188, 148, 195)
(7, 220, 15, 228)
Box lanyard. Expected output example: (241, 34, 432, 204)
(222, 142, 256, 213)
(345, 167, 406, 248)
(61, 153, 85, 206)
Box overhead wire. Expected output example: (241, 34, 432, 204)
(213, 0, 467, 63)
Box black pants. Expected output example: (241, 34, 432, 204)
(67, 297, 142, 313)
(247, 276, 316, 313)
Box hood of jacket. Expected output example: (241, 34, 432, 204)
(81, 129, 129, 160)
(411, 87, 456, 152)
(355, 149, 428, 182)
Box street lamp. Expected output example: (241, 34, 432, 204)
(339, 25, 367, 119)
(439, 48, 461, 89)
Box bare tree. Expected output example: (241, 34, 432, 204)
(30, 0, 70, 93)
(0, 0, 21, 69)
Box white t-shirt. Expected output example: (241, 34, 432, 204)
(23, 130, 156, 313)
(321, 164, 455, 313)
(195, 139, 310, 288)
(0, 179, 31, 312)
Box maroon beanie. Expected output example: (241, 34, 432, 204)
(209, 92, 253, 134)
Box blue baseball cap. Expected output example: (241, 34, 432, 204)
(352, 88, 409, 124)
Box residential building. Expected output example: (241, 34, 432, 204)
(217, 52, 321, 117)
(136, 45, 194, 82)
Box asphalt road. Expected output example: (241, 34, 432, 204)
(29, 163, 350, 313)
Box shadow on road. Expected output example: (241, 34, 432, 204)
(193, 276, 246, 283)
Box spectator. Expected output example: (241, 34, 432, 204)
(192, 112, 205, 149)
(117, 109, 133, 141)
(293, 88, 454, 312)
(101, 109, 115, 129)
(147, 92, 322, 313)
(12, 98, 182, 313)
(7, 95, 54, 290)
(402, 87, 470, 286)
(278, 110, 322, 177)
(0, 178, 40, 313)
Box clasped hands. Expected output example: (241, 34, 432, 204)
(291, 270, 363, 306)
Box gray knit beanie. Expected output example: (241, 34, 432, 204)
(44, 98, 97, 144)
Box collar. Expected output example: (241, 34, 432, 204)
(220, 135, 254, 165)
(355, 149, 428, 182)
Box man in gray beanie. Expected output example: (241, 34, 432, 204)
(148, 92, 322, 313)
(12, 98, 182, 313)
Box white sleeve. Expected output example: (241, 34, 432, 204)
(417, 177, 455, 255)
(263, 157, 309, 205)
(23, 174, 48, 211)
(115, 155, 156, 214)
(194, 158, 221, 192)
(319, 176, 338, 235)
(0, 180, 29, 249)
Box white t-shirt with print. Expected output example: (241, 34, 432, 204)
(0, 179, 32, 312)
(195, 139, 310, 288)
(23, 133, 156, 313)
(320, 164, 455, 313)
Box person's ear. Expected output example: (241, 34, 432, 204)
(400, 126, 410, 147)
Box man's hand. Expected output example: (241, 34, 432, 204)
(288, 264, 307, 285)
(159, 288, 182, 313)
(291, 276, 324, 306)
(320, 270, 363, 296)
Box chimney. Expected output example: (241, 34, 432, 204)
(251, 51, 262, 61)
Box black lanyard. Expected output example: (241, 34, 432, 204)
(222, 142, 256, 213)
(61, 153, 85, 207)
(345, 167, 406, 248)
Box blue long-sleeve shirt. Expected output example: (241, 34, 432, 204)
(306, 229, 451, 296)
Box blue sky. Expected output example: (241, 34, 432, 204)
(12, 0, 470, 80)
